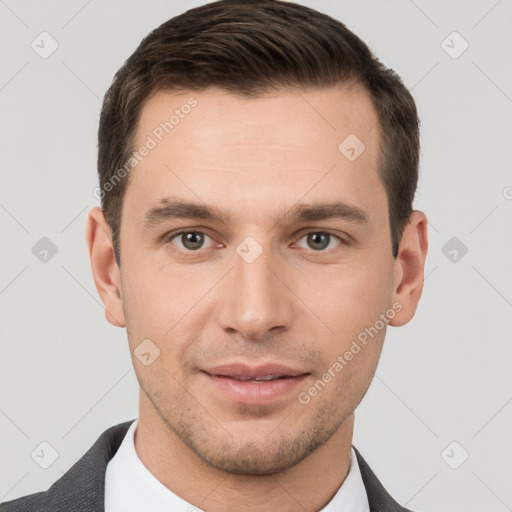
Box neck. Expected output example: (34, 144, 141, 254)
(134, 391, 354, 512)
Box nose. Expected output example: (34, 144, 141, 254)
(215, 242, 295, 340)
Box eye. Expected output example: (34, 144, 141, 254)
(295, 231, 345, 251)
(164, 229, 347, 254)
(168, 230, 216, 251)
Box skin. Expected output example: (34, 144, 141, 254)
(86, 85, 428, 511)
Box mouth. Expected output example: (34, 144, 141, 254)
(202, 363, 310, 405)
(223, 374, 291, 381)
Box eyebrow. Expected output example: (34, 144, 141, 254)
(142, 197, 369, 228)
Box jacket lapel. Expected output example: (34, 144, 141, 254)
(353, 446, 413, 512)
(45, 419, 134, 512)
(1, 421, 413, 512)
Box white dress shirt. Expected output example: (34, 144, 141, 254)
(105, 419, 370, 512)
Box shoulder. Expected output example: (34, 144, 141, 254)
(0, 420, 134, 512)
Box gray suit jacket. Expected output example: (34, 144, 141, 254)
(0, 420, 413, 512)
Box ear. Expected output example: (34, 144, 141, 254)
(85, 206, 126, 328)
(389, 210, 428, 327)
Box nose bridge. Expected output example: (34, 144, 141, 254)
(217, 237, 292, 339)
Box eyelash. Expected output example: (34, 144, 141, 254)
(164, 229, 349, 254)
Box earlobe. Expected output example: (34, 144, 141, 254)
(389, 210, 428, 327)
(85, 207, 126, 328)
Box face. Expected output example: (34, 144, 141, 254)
(101, 85, 407, 474)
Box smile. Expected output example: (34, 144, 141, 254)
(202, 363, 309, 405)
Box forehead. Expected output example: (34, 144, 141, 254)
(136, 84, 379, 158)
(124, 85, 385, 228)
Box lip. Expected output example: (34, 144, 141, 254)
(202, 363, 309, 405)
(204, 363, 307, 379)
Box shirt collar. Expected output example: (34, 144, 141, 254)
(105, 418, 369, 512)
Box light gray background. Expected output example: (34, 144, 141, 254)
(1, 1, 511, 510)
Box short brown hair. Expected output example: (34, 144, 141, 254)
(97, 0, 419, 265)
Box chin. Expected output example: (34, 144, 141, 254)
(187, 428, 329, 476)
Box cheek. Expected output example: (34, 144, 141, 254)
(316, 261, 394, 335)
(303, 264, 393, 391)
(120, 261, 213, 365)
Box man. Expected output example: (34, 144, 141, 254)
(1, 0, 427, 510)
